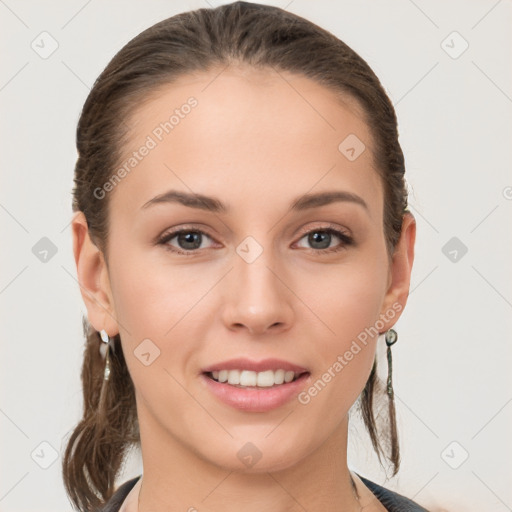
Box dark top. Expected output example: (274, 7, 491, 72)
(98, 474, 429, 512)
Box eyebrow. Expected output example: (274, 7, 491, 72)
(140, 189, 368, 213)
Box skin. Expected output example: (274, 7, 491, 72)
(72, 64, 416, 512)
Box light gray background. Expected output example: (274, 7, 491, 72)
(1, 0, 511, 510)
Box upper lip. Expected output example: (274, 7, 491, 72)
(202, 358, 309, 374)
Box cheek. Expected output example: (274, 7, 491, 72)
(312, 256, 388, 346)
(298, 256, 386, 413)
(106, 252, 196, 381)
(108, 249, 204, 335)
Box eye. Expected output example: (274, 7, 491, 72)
(157, 228, 217, 256)
(295, 226, 353, 254)
(157, 224, 353, 256)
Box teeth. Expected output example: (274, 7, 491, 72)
(210, 369, 300, 387)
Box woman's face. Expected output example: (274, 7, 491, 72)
(77, 65, 414, 473)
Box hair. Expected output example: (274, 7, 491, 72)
(63, 2, 409, 510)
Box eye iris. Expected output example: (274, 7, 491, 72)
(309, 231, 331, 249)
(178, 231, 202, 250)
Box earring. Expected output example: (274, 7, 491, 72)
(99, 329, 113, 381)
(384, 328, 398, 399)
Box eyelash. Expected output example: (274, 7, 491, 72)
(156, 224, 353, 257)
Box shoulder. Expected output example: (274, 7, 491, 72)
(96, 476, 141, 512)
(357, 474, 430, 512)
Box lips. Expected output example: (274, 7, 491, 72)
(200, 357, 311, 411)
(200, 371, 311, 412)
(201, 357, 309, 374)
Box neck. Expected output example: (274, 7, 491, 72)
(134, 404, 361, 512)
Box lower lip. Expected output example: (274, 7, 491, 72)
(200, 372, 311, 412)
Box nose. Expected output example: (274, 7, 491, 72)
(222, 247, 294, 336)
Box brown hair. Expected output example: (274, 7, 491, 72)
(63, 2, 408, 510)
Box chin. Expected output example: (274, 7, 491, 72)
(202, 437, 312, 474)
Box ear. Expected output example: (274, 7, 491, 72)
(71, 211, 119, 337)
(378, 211, 416, 330)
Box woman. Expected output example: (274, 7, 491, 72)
(63, 2, 424, 511)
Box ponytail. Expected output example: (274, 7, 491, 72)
(61, 317, 139, 511)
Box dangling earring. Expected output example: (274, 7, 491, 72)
(99, 329, 113, 381)
(384, 328, 398, 398)
(98, 329, 115, 413)
(384, 328, 400, 470)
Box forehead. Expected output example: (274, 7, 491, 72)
(109, 65, 382, 221)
